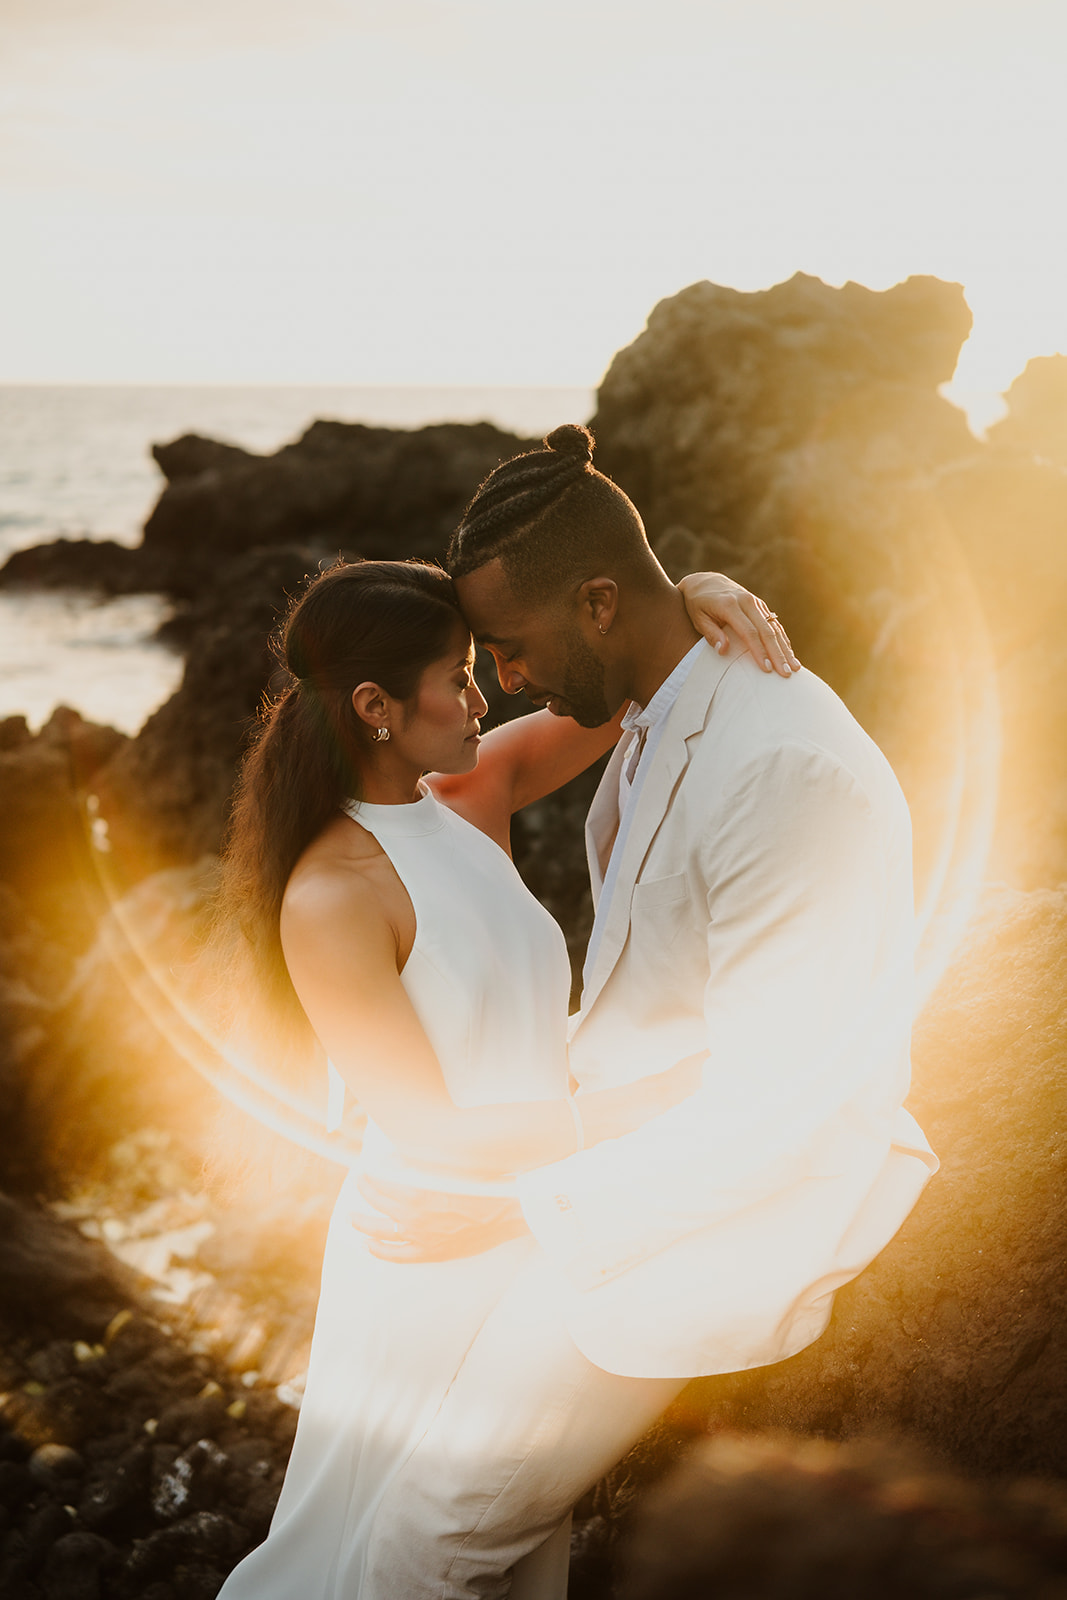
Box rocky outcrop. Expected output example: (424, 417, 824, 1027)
(0, 420, 529, 602)
(593, 273, 975, 554)
(0, 539, 151, 595)
(0, 1199, 303, 1600)
(139, 419, 529, 597)
(988, 353, 1067, 467)
(592, 272, 1067, 890)
(0, 420, 536, 881)
(0, 710, 125, 940)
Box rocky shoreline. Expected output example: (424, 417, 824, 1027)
(1, 273, 1066, 1596)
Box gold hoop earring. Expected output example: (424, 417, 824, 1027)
(373, 727, 390, 743)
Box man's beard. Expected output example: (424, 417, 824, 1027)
(559, 626, 612, 728)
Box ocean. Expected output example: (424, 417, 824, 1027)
(0, 384, 594, 734)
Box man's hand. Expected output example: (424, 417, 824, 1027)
(678, 572, 800, 677)
(350, 1174, 530, 1263)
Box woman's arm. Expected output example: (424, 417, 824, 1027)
(281, 870, 700, 1177)
(429, 703, 625, 842)
(430, 574, 799, 840)
(677, 571, 799, 673)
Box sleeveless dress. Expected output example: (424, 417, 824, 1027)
(217, 785, 574, 1599)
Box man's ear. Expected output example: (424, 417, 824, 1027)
(351, 681, 389, 731)
(578, 577, 618, 636)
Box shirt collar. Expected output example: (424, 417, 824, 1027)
(620, 638, 706, 737)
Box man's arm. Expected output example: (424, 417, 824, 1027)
(350, 1176, 528, 1263)
(514, 743, 915, 1288)
(352, 742, 903, 1265)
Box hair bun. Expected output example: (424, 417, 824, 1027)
(544, 422, 594, 462)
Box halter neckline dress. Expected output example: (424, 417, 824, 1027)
(217, 784, 574, 1599)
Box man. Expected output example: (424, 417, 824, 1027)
(353, 424, 937, 1596)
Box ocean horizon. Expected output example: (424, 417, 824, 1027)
(0, 383, 595, 734)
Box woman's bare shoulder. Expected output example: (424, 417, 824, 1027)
(281, 815, 394, 941)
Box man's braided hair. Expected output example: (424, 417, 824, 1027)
(445, 423, 651, 603)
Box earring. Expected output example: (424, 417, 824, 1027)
(598, 624, 606, 635)
(373, 727, 390, 743)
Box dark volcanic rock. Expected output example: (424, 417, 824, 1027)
(0, 539, 152, 596)
(0, 707, 125, 932)
(151, 434, 259, 483)
(618, 1432, 1067, 1600)
(592, 273, 976, 598)
(123, 1509, 242, 1579)
(96, 543, 324, 870)
(1, 420, 526, 607)
(140, 419, 528, 596)
(592, 271, 1067, 890)
(0, 1197, 144, 1340)
(70, 418, 531, 870)
(41, 1530, 117, 1600)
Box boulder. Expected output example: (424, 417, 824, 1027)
(151, 433, 259, 483)
(617, 1432, 1067, 1600)
(0, 708, 125, 928)
(94, 544, 311, 873)
(140, 419, 530, 596)
(0, 539, 153, 596)
(592, 273, 977, 611)
(0, 1196, 145, 1340)
(592, 272, 1067, 890)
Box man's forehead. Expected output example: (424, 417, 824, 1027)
(453, 560, 532, 639)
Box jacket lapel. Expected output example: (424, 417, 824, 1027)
(585, 739, 627, 907)
(577, 645, 732, 1019)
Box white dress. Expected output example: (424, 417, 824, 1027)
(218, 785, 574, 1599)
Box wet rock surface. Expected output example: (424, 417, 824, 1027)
(0, 1221, 300, 1600)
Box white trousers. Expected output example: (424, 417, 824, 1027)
(361, 1252, 685, 1600)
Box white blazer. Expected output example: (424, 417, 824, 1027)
(517, 644, 937, 1379)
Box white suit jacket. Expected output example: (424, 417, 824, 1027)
(517, 645, 937, 1379)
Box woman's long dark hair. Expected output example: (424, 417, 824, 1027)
(210, 558, 465, 1113)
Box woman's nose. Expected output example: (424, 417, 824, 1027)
(470, 682, 490, 717)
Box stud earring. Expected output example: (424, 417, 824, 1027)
(373, 727, 390, 743)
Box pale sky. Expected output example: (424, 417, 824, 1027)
(2, 0, 1065, 427)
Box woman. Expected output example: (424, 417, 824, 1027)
(215, 552, 793, 1599)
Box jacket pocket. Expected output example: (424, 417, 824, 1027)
(632, 871, 689, 909)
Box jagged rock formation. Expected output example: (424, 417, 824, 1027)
(0, 421, 531, 603)
(592, 271, 1067, 890)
